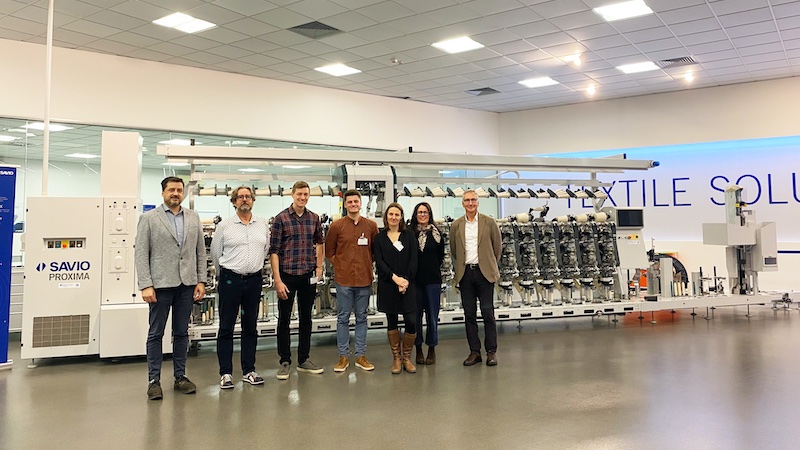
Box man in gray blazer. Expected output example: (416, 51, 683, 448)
(136, 176, 207, 400)
(450, 189, 502, 367)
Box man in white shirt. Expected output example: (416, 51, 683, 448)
(211, 186, 270, 389)
(449, 189, 502, 366)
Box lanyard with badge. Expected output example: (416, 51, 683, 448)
(357, 232, 368, 246)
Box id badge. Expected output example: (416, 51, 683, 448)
(393, 240, 404, 251)
(358, 236, 368, 246)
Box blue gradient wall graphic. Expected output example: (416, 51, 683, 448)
(500, 136, 800, 241)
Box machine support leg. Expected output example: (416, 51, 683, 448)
(650, 312, 657, 324)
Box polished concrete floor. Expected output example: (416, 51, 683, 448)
(2, 305, 800, 449)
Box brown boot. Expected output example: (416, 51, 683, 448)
(401, 333, 417, 373)
(415, 345, 425, 365)
(425, 346, 436, 365)
(388, 329, 402, 374)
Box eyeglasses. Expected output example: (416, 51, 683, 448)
(236, 195, 253, 200)
(416, 211, 429, 216)
(463, 198, 478, 203)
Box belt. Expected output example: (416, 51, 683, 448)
(466, 263, 479, 270)
(220, 267, 261, 279)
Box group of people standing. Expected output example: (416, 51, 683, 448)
(135, 177, 502, 400)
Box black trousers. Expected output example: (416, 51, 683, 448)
(459, 265, 497, 353)
(386, 312, 417, 335)
(277, 271, 316, 365)
(217, 269, 262, 376)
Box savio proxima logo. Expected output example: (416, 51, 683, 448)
(38, 261, 92, 281)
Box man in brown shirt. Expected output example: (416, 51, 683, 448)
(325, 189, 379, 372)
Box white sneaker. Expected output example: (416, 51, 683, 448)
(243, 371, 264, 385)
(220, 374, 234, 389)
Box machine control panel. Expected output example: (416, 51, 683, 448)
(45, 238, 86, 249)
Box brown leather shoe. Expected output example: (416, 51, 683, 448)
(486, 351, 497, 366)
(463, 352, 482, 366)
(415, 345, 425, 365)
(425, 346, 436, 365)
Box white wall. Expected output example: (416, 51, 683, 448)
(499, 76, 800, 155)
(0, 38, 498, 156)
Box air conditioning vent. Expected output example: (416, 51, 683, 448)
(466, 87, 500, 96)
(288, 21, 343, 39)
(656, 56, 697, 69)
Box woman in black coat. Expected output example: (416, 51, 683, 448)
(373, 202, 418, 374)
(410, 202, 445, 365)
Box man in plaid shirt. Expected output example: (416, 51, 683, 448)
(269, 181, 325, 379)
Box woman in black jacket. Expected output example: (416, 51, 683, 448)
(409, 202, 445, 365)
(373, 202, 418, 374)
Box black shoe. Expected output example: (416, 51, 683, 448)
(174, 375, 196, 394)
(463, 352, 482, 366)
(147, 380, 163, 400)
(486, 351, 498, 366)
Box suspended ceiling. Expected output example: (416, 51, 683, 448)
(0, 0, 797, 113)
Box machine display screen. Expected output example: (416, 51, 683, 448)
(616, 209, 644, 228)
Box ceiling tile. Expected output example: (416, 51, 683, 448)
(126, 47, 171, 61)
(170, 34, 220, 51)
(529, 0, 590, 19)
(106, 30, 159, 47)
(709, 0, 771, 16)
(564, 22, 618, 41)
(505, 20, 560, 39)
(679, 29, 729, 45)
(357, 1, 415, 22)
(658, 4, 714, 24)
(286, 0, 348, 19)
(384, 14, 439, 34)
(548, 10, 604, 31)
(204, 44, 253, 59)
(483, 8, 545, 29)
(321, 32, 371, 49)
(773, 1, 800, 18)
(185, 3, 246, 25)
(85, 9, 148, 30)
(347, 42, 394, 58)
(718, 8, 773, 28)
(264, 47, 311, 61)
(147, 41, 195, 57)
(260, 29, 310, 46)
(211, 0, 279, 16)
(224, 17, 279, 37)
(321, 10, 377, 31)
(525, 31, 577, 48)
(350, 23, 403, 42)
(229, 37, 279, 53)
(422, 4, 481, 26)
(252, 7, 312, 28)
(581, 34, 630, 51)
(378, 35, 428, 52)
(200, 26, 251, 44)
(110, 0, 170, 21)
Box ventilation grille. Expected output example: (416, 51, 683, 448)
(32, 315, 90, 348)
(466, 87, 500, 96)
(656, 56, 697, 69)
(288, 21, 343, 39)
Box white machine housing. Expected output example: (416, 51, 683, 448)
(21, 132, 167, 360)
(702, 185, 778, 294)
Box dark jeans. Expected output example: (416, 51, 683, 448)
(386, 312, 417, 334)
(415, 283, 441, 347)
(277, 271, 316, 365)
(217, 269, 262, 376)
(147, 284, 194, 382)
(460, 265, 497, 354)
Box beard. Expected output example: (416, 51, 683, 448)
(237, 204, 251, 214)
(167, 196, 181, 206)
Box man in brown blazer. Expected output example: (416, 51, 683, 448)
(450, 189, 502, 366)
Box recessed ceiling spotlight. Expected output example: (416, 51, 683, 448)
(587, 85, 597, 96)
(22, 122, 73, 132)
(563, 53, 582, 66)
(518, 77, 559, 88)
(431, 36, 484, 54)
(315, 63, 361, 76)
(594, 0, 653, 22)
(390, 57, 403, 65)
(64, 153, 100, 159)
(153, 12, 216, 34)
(616, 61, 659, 74)
(684, 72, 695, 82)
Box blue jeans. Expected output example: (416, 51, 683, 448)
(336, 284, 371, 358)
(415, 283, 441, 347)
(147, 284, 194, 382)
